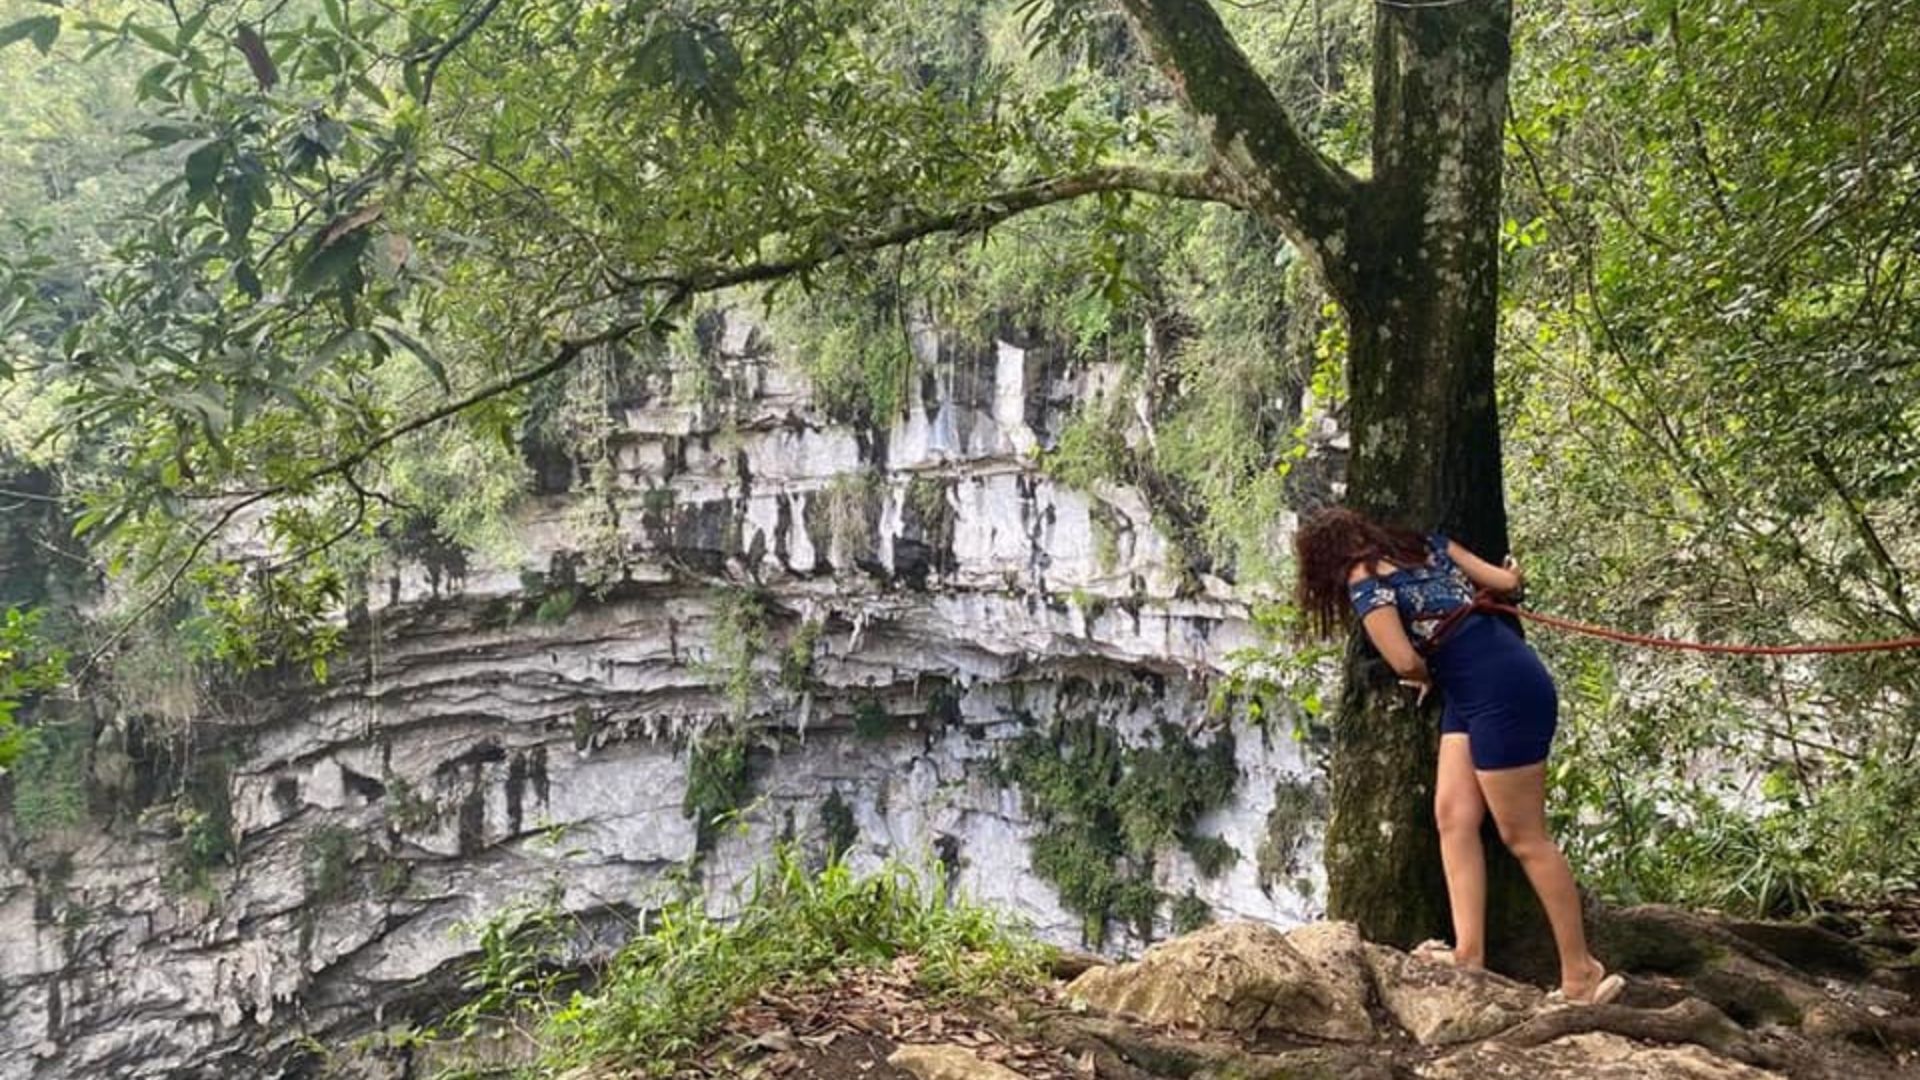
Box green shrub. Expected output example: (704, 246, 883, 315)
(683, 732, 753, 852)
(524, 848, 1045, 1075)
(1256, 777, 1324, 896)
(0, 607, 67, 769)
(853, 697, 891, 740)
(1183, 835, 1239, 879)
(304, 825, 356, 902)
(820, 790, 858, 861)
(1171, 890, 1213, 934)
(163, 753, 236, 893)
(10, 721, 88, 840)
(1000, 715, 1239, 945)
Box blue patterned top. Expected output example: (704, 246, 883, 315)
(1347, 532, 1475, 645)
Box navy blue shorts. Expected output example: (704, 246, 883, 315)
(1428, 615, 1559, 770)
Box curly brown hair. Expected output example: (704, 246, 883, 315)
(1293, 507, 1430, 640)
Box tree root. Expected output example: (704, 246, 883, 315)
(1494, 998, 1782, 1069)
(1026, 1014, 1397, 1080)
(1722, 919, 1876, 980)
(1804, 1004, 1920, 1051)
(1049, 949, 1108, 981)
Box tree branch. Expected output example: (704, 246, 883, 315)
(623, 163, 1249, 294)
(417, 0, 505, 107)
(1114, 0, 1360, 291)
(1808, 448, 1920, 632)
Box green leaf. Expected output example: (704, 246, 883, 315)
(175, 7, 210, 51)
(304, 329, 372, 377)
(72, 505, 128, 541)
(267, 382, 322, 421)
(351, 74, 389, 110)
(373, 320, 449, 392)
(135, 59, 176, 102)
(129, 22, 181, 56)
(183, 140, 224, 201)
(291, 230, 369, 295)
(0, 14, 60, 55)
(133, 122, 202, 147)
(222, 182, 258, 246)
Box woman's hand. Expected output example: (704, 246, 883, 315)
(1399, 670, 1433, 707)
(1448, 540, 1524, 596)
(1395, 656, 1434, 707)
(1502, 554, 1527, 598)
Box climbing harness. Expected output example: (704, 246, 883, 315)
(1416, 590, 1920, 657)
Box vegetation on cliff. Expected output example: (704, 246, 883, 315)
(423, 848, 1047, 1077)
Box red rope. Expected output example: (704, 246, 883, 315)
(1421, 594, 1920, 657)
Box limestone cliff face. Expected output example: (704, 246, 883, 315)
(0, 314, 1325, 1079)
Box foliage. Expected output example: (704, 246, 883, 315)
(682, 730, 753, 853)
(780, 617, 822, 691)
(8, 719, 88, 839)
(1170, 888, 1212, 934)
(1256, 776, 1325, 898)
(519, 847, 1046, 1075)
(1504, 0, 1920, 915)
(160, 751, 236, 893)
(444, 884, 579, 1041)
(853, 697, 892, 741)
(999, 713, 1238, 945)
(708, 586, 771, 723)
(821, 469, 881, 568)
(303, 824, 355, 902)
(820, 789, 859, 861)
(0, 607, 67, 767)
(1183, 834, 1238, 879)
(386, 775, 442, 833)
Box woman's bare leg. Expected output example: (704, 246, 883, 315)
(1475, 762, 1603, 998)
(1434, 733, 1487, 967)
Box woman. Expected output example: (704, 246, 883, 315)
(1293, 507, 1624, 1005)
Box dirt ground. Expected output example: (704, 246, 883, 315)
(680, 956, 1089, 1079)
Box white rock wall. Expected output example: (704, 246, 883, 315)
(0, 312, 1325, 1079)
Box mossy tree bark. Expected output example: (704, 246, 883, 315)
(1334, 0, 1543, 962)
(1120, 0, 1544, 957)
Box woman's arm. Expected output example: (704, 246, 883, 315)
(1446, 539, 1524, 595)
(1348, 565, 1432, 695)
(1360, 607, 1431, 686)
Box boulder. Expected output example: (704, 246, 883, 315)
(1279, 921, 1378, 1036)
(1064, 920, 1375, 1042)
(1364, 942, 1542, 1045)
(1419, 1031, 1786, 1080)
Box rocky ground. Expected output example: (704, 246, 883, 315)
(686, 905, 1920, 1080)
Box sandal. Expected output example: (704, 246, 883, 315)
(1411, 939, 1482, 970)
(1544, 962, 1626, 1007)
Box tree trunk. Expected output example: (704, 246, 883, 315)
(1323, 0, 1544, 965)
(1116, 0, 1543, 967)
